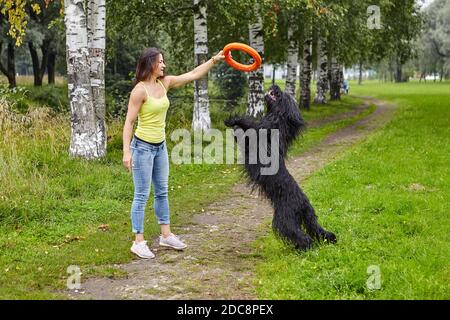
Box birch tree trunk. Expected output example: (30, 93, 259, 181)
(88, 0, 107, 157)
(65, 0, 99, 159)
(192, 0, 211, 131)
(314, 35, 328, 104)
(330, 56, 341, 100)
(300, 31, 312, 110)
(285, 26, 298, 99)
(247, 3, 265, 117)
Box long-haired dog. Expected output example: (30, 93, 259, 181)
(224, 85, 336, 250)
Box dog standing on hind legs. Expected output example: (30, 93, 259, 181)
(224, 85, 337, 250)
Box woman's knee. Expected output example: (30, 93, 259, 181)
(133, 191, 151, 203)
(154, 188, 168, 199)
(153, 179, 168, 197)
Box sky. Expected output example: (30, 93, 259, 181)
(420, 0, 435, 8)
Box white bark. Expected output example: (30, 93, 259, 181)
(247, 3, 265, 117)
(65, 0, 107, 159)
(300, 32, 312, 110)
(192, 0, 211, 131)
(314, 35, 328, 104)
(88, 0, 106, 157)
(330, 56, 341, 100)
(65, 0, 99, 159)
(285, 26, 298, 99)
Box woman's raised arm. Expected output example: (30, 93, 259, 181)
(164, 50, 225, 90)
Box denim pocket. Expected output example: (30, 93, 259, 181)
(132, 140, 151, 152)
(131, 147, 147, 171)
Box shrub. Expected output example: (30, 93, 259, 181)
(212, 63, 247, 111)
(106, 79, 133, 117)
(0, 84, 30, 113)
(24, 86, 69, 113)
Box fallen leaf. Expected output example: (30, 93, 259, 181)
(98, 224, 110, 232)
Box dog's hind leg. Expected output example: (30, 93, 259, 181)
(301, 201, 337, 244)
(272, 210, 313, 250)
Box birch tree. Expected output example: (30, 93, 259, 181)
(88, 0, 106, 157)
(247, 2, 264, 117)
(64, 0, 106, 159)
(192, 0, 211, 131)
(285, 24, 298, 99)
(329, 56, 341, 100)
(314, 33, 328, 104)
(300, 24, 312, 110)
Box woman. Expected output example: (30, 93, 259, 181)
(123, 47, 225, 259)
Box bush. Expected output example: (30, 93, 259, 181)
(0, 84, 30, 113)
(212, 63, 247, 111)
(106, 79, 133, 117)
(24, 85, 68, 113)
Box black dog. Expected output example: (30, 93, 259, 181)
(224, 85, 336, 250)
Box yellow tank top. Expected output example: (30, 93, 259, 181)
(135, 79, 170, 143)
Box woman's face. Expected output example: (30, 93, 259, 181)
(154, 54, 166, 77)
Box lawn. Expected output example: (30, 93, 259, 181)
(255, 80, 450, 299)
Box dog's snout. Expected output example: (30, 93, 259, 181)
(267, 90, 277, 101)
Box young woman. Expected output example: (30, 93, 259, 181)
(123, 47, 225, 259)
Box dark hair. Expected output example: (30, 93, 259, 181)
(133, 47, 164, 86)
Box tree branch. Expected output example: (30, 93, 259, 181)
(431, 38, 450, 58)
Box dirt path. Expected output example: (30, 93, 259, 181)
(307, 102, 370, 128)
(67, 98, 395, 300)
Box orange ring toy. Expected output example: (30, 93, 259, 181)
(223, 42, 262, 72)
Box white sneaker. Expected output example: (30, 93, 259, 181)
(159, 233, 187, 250)
(130, 240, 155, 259)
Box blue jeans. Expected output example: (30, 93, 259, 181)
(130, 137, 170, 233)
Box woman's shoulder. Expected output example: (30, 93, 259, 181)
(130, 83, 147, 102)
(158, 76, 170, 92)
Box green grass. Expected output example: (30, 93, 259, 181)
(288, 101, 376, 156)
(255, 80, 450, 299)
(0, 81, 369, 299)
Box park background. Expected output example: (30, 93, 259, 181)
(0, 0, 449, 299)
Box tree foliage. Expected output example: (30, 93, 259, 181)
(0, 0, 56, 46)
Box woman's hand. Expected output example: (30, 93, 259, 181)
(123, 151, 132, 172)
(212, 50, 226, 64)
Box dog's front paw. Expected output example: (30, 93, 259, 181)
(324, 231, 337, 244)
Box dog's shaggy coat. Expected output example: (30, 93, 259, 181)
(225, 85, 336, 250)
